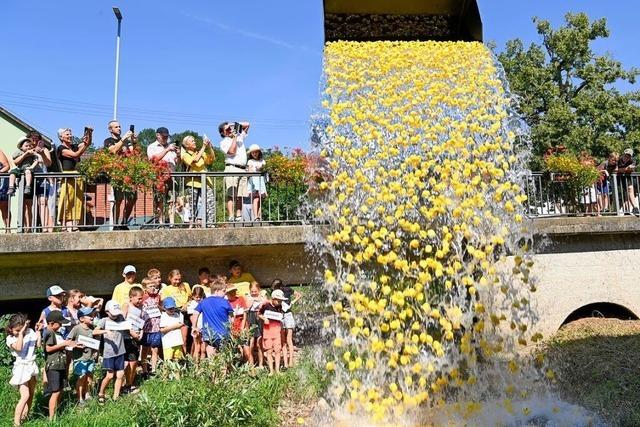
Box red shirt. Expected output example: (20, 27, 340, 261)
(229, 296, 249, 334)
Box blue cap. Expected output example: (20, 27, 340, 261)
(163, 297, 177, 310)
(78, 307, 96, 317)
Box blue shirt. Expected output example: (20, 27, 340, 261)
(195, 296, 233, 340)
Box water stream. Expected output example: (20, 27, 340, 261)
(305, 41, 601, 426)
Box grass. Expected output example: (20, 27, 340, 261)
(541, 318, 640, 427)
(0, 349, 327, 427)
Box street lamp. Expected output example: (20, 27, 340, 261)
(112, 7, 122, 120)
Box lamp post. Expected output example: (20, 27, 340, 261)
(112, 7, 122, 120)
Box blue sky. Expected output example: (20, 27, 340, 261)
(1, 0, 637, 150)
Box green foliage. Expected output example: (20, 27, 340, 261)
(544, 153, 600, 188)
(497, 12, 640, 168)
(136, 128, 157, 149)
(263, 148, 309, 222)
(0, 315, 13, 368)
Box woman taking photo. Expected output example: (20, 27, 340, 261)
(180, 135, 214, 228)
(56, 127, 92, 232)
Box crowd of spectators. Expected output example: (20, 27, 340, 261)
(0, 120, 269, 231)
(5, 260, 301, 424)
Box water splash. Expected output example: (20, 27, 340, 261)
(304, 41, 600, 425)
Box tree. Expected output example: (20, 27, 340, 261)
(497, 12, 640, 168)
(136, 128, 157, 149)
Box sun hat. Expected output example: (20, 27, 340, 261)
(247, 144, 262, 154)
(163, 297, 177, 309)
(623, 148, 633, 156)
(225, 285, 238, 294)
(17, 137, 31, 149)
(46, 311, 71, 326)
(105, 300, 123, 316)
(46, 285, 66, 297)
(271, 289, 287, 300)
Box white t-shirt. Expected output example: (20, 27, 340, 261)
(220, 132, 247, 167)
(147, 140, 178, 171)
(247, 158, 265, 173)
(160, 311, 184, 348)
(6, 329, 38, 363)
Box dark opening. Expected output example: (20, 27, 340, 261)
(561, 302, 639, 326)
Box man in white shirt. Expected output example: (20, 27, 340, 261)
(218, 121, 250, 222)
(146, 127, 177, 225)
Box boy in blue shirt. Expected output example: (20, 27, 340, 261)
(193, 279, 233, 358)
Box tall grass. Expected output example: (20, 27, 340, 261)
(0, 348, 326, 427)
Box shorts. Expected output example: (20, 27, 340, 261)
(282, 312, 295, 329)
(124, 339, 140, 362)
(9, 361, 38, 386)
(224, 165, 248, 198)
(204, 336, 227, 351)
(102, 354, 125, 372)
(262, 335, 281, 351)
(248, 311, 263, 338)
(72, 359, 95, 377)
(45, 369, 66, 393)
(142, 331, 162, 348)
(163, 345, 184, 360)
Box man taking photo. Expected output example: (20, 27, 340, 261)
(104, 120, 137, 229)
(219, 121, 250, 222)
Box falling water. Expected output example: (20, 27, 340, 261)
(305, 41, 602, 426)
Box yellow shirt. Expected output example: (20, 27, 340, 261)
(112, 281, 142, 308)
(181, 149, 213, 188)
(160, 283, 192, 310)
(228, 273, 256, 296)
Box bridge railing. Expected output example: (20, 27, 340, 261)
(0, 171, 306, 233)
(524, 171, 640, 217)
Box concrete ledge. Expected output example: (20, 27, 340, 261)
(531, 216, 640, 236)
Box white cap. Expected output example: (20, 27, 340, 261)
(247, 144, 262, 154)
(46, 285, 66, 297)
(122, 265, 136, 275)
(105, 300, 123, 316)
(271, 289, 287, 300)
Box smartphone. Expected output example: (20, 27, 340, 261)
(83, 126, 93, 136)
(129, 124, 135, 133)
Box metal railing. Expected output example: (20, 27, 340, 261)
(0, 171, 307, 233)
(524, 172, 640, 217)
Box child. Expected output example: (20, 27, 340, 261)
(160, 269, 191, 353)
(258, 289, 287, 375)
(37, 285, 70, 336)
(197, 267, 212, 296)
(246, 144, 267, 221)
(9, 138, 41, 196)
(122, 287, 145, 393)
(66, 307, 98, 405)
(140, 278, 162, 375)
(227, 260, 255, 297)
(66, 289, 85, 331)
(147, 268, 166, 291)
(226, 285, 250, 362)
(112, 265, 141, 308)
(44, 311, 75, 421)
(272, 279, 302, 368)
(94, 300, 129, 403)
(159, 297, 185, 361)
(6, 314, 39, 426)
(188, 286, 207, 359)
(247, 282, 266, 368)
(193, 279, 233, 358)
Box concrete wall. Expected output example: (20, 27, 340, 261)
(0, 226, 317, 300)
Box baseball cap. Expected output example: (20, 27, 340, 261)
(46, 285, 66, 297)
(122, 265, 137, 275)
(271, 289, 287, 300)
(156, 127, 169, 136)
(163, 297, 177, 309)
(624, 148, 633, 156)
(78, 307, 96, 317)
(46, 311, 71, 325)
(105, 300, 123, 316)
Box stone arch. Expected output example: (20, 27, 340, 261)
(560, 302, 639, 326)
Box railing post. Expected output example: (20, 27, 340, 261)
(201, 172, 207, 226)
(16, 176, 24, 233)
(612, 173, 621, 215)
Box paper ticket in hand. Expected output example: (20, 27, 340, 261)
(145, 307, 161, 318)
(105, 319, 132, 331)
(77, 335, 100, 350)
(263, 310, 283, 321)
(234, 307, 245, 316)
(128, 315, 145, 330)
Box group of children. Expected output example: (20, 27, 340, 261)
(4, 260, 302, 425)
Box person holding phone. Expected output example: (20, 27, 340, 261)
(180, 135, 215, 227)
(56, 127, 92, 232)
(104, 120, 137, 229)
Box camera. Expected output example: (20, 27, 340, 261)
(232, 122, 243, 134)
